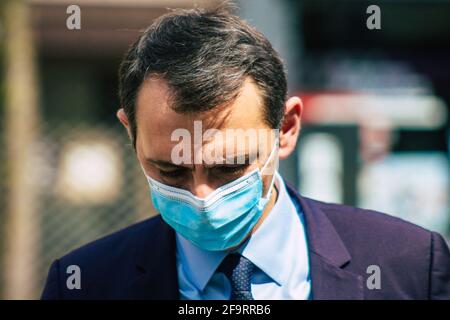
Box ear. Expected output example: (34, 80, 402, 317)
(278, 96, 303, 160)
(116, 108, 133, 141)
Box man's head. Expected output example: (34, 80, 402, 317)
(117, 5, 302, 198)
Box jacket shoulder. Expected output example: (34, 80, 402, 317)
(41, 215, 164, 299)
(61, 215, 162, 264)
(303, 197, 437, 298)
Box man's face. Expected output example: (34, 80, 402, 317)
(134, 76, 277, 198)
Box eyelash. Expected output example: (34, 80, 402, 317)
(159, 169, 186, 178)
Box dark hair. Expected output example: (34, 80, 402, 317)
(118, 4, 287, 148)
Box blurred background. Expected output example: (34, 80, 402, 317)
(0, 0, 449, 299)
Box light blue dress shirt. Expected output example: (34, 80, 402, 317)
(175, 171, 311, 300)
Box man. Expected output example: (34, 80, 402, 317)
(41, 6, 450, 300)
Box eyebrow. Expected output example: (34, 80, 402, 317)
(217, 152, 256, 166)
(146, 159, 189, 169)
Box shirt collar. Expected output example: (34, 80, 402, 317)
(176, 234, 226, 291)
(238, 171, 299, 286)
(175, 171, 302, 291)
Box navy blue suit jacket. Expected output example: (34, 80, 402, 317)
(41, 183, 450, 299)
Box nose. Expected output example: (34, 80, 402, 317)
(189, 171, 217, 199)
(190, 182, 216, 199)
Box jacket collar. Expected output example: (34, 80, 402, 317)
(129, 218, 179, 299)
(285, 182, 364, 300)
(129, 179, 364, 300)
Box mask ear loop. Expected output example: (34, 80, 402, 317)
(260, 137, 279, 200)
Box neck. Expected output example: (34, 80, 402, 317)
(251, 182, 278, 235)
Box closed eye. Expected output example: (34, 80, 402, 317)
(214, 164, 249, 175)
(158, 164, 250, 179)
(159, 168, 188, 178)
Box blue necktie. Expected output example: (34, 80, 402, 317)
(218, 253, 255, 300)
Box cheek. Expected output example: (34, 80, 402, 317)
(261, 173, 274, 195)
(135, 143, 149, 170)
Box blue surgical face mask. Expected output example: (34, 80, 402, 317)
(144, 139, 279, 251)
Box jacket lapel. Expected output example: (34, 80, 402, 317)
(128, 217, 179, 299)
(285, 182, 364, 300)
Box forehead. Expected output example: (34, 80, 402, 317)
(135, 77, 270, 158)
